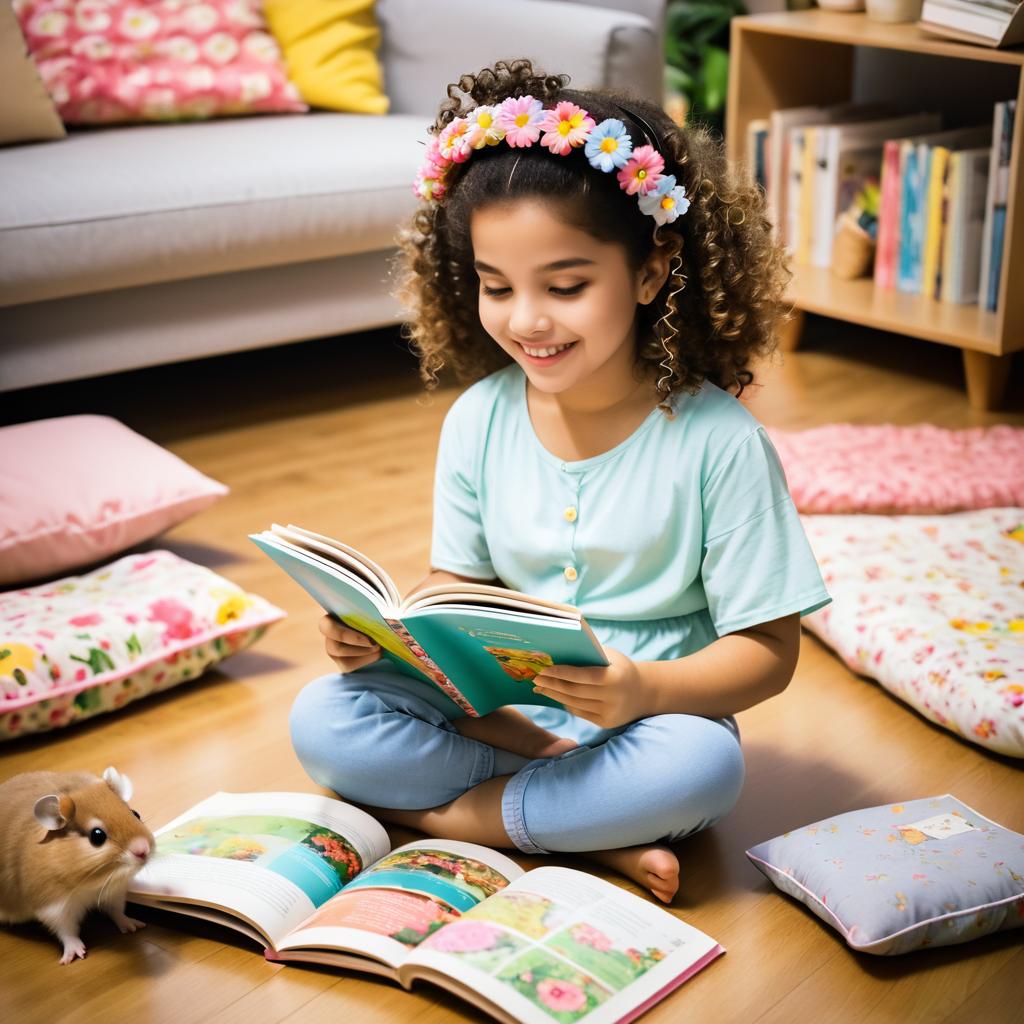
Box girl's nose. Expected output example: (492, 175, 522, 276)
(508, 297, 552, 338)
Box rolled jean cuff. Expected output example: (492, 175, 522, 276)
(501, 757, 552, 855)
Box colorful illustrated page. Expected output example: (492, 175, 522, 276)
(278, 840, 524, 968)
(411, 867, 717, 1024)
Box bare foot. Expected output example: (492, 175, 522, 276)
(582, 844, 681, 904)
(454, 707, 578, 760)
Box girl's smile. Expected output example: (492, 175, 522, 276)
(471, 199, 668, 410)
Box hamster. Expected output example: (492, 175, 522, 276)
(0, 766, 155, 964)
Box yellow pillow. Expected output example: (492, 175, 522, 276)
(264, 0, 388, 115)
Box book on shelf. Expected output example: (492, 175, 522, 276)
(249, 523, 607, 718)
(746, 117, 770, 192)
(980, 99, 1017, 312)
(873, 138, 903, 289)
(920, 0, 1024, 48)
(809, 113, 941, 269)
(942, 147, 991, 304)
(127, 790, 724, 1024)
(896, 125, 991, 296)
(767, 102, 888, 248)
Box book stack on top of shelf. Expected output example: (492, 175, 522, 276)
(920, 0, 1024, 49)
(746, 99, 1017, 311)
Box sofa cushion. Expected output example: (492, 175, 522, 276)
(14, 0, 306, 126)
(0, 111, 423, 306)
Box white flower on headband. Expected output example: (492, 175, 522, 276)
(465, 105, 505, 149)
(638, 174, 690, 225)
(413, 96, 689, 224)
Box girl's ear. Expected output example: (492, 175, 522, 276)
(636, 245, 672, 305)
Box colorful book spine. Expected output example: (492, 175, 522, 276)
(874, 139, 902, 289)
(897, 142, 926, 294)
(980, 99, 1016, 312)
(797, 127, 817, 265)
(922, 146, 950, 300)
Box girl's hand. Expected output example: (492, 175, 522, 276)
(319, 614, 381, 674)
(533, 648, 651, 730)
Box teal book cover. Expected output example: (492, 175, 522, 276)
(402, 608, 608, 717)
(249, 532, 608, 717)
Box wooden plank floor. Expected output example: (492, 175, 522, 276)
(2, 319, 1022, 1024)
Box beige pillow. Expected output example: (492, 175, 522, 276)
(0, 0, 64, 145)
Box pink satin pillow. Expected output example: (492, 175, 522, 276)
(0, 415, 228, 586)
(14, 0, 306, 124)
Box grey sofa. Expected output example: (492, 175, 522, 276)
(0, 0, 664, 392)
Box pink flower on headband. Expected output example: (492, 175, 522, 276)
(422, 136, 450, 176)
(439, 117, 472, 163)
(539, 102, 595, 156)
(616, 144, 665, 195)
(497, 95, 544, 148)
(413, 172, 446, 201)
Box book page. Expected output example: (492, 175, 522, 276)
(404, 583, 580, 618)
(128, 792, 391, 950)
(249, 530, 436, 681)
(276, 523, 401, 607)
(401, 866, 722, 1024)
(278, 839, 524, 970)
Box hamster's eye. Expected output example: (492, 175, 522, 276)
(131, 809, 141, 820)
(89, 827, 107, 847)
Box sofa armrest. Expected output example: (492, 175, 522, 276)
(377, 0, 662, 117)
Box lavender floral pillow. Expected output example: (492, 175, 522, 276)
(746, 795, 1024, 955)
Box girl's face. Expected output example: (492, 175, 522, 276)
(470, 199, 666, 402)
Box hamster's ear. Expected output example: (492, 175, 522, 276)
(103, 766, 133, 802)
(34, 794, 68, 831)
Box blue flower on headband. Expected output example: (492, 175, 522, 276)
(637, 174, 690, 225)
(584, 118, 633, 173)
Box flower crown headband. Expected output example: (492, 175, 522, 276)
(413, 96, 690, 226)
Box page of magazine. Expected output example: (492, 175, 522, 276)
(402, 866, 723, 1024)
(129, 792, 391, 949)
(278, 839, 524, 969)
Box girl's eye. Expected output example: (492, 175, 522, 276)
(550, 283, 587, 296)
(481, 284, 510, 297)
(131, 809, 141, 820)
(89, 827, 107, 847)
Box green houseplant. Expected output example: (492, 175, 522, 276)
(664, 0, 748, 135)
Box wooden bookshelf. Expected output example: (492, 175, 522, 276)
(726, 9, 1023, 410)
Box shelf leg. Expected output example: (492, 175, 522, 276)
(777, 308, 805, 353)
(962, 350, 1012, 411)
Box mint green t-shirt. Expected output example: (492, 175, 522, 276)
(430, 364, 830, 663)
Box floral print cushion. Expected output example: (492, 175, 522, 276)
(801, 508, 1024, 758)
(768, 424, 1024, 514)
(1, 550, 285, 739)
(14, 0, 306, 124)
(746, 795, 1024, 955)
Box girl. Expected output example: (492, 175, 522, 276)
(291, 60, 830, 904)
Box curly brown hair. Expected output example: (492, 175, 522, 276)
(395, 58, 791, 403)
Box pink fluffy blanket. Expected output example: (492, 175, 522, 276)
(767, 424, 1024, 515)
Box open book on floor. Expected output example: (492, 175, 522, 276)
(249, 523, 608, 717)
(127, 791, 724, 1024)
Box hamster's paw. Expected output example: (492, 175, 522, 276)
(112, 913, 146, 934)
(60, 938, 87, 964)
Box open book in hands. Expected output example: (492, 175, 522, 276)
(128, 791, 723, 1024)
(249, 523, 608, 717)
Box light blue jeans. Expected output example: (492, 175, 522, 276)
(289, 663, 745, 855)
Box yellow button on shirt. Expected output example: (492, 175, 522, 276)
(564, 506, 578, 522)
(564, 566, 578, 582)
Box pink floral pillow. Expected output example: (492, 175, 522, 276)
(14, 0, 306, 124)
(1, 550, 285, 740)
(767, 424, 1024, 515)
